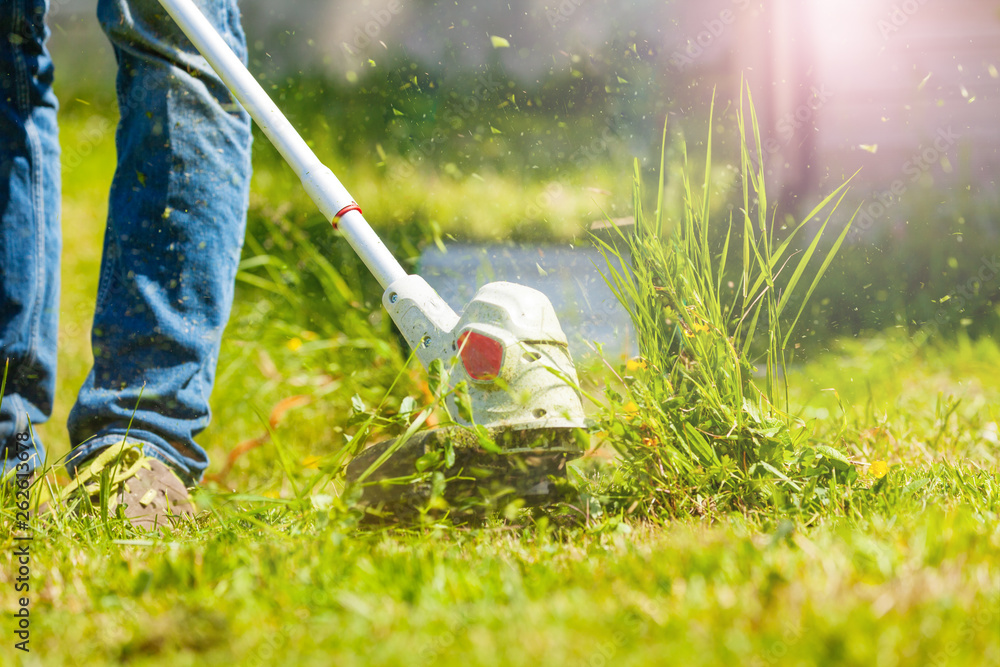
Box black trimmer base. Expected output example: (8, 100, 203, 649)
(345, 426, 586, 520)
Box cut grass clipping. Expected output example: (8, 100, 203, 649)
(594, 90, 860, 519)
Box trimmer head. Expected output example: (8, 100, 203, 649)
(383, 277, 587, 430)
(347, 278, 589, 516)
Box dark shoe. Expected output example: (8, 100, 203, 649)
(53, 440, 196, 531)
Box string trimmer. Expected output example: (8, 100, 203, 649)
(158, 0, 588, 513)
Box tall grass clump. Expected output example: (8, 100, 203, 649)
(595, 90, 859, 519)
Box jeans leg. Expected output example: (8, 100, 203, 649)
(0, 0, 60, 478)
(66, 0, 252, 485)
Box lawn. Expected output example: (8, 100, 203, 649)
(3, 335, 998, 666)
(1, 59, 998, 667)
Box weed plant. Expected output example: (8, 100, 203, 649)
(594, 91, 859, 519)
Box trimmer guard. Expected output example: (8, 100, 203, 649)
(346, 425, 585, 518)
(383, 278, 587, 429)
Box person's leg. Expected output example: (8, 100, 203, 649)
(66, 0, 252, 486)
(0, 0, 61, 478)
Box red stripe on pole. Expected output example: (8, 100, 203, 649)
(332, 203, 362, 229)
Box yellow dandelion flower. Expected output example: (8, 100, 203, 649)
(870, 460, 889, 479)
(622, 401, 639, 413)
(626, 357, 647, 372)
(286, 337, 303, 352)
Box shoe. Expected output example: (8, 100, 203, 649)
(56, 440, 196, 531)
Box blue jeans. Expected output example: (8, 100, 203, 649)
(0, 0, 252, 485)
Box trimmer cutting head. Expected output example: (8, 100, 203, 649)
(351, 279, 589, 516)
(384, 277, 587, 430)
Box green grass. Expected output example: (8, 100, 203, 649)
(8, 515, 1000, 666)
(2, 336, 998, 665)
(0, 78, 997, 667)
(591, 93, 862, 520)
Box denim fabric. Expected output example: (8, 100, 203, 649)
(0, 0, 61, 477)
(1, 0, 252, 485)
